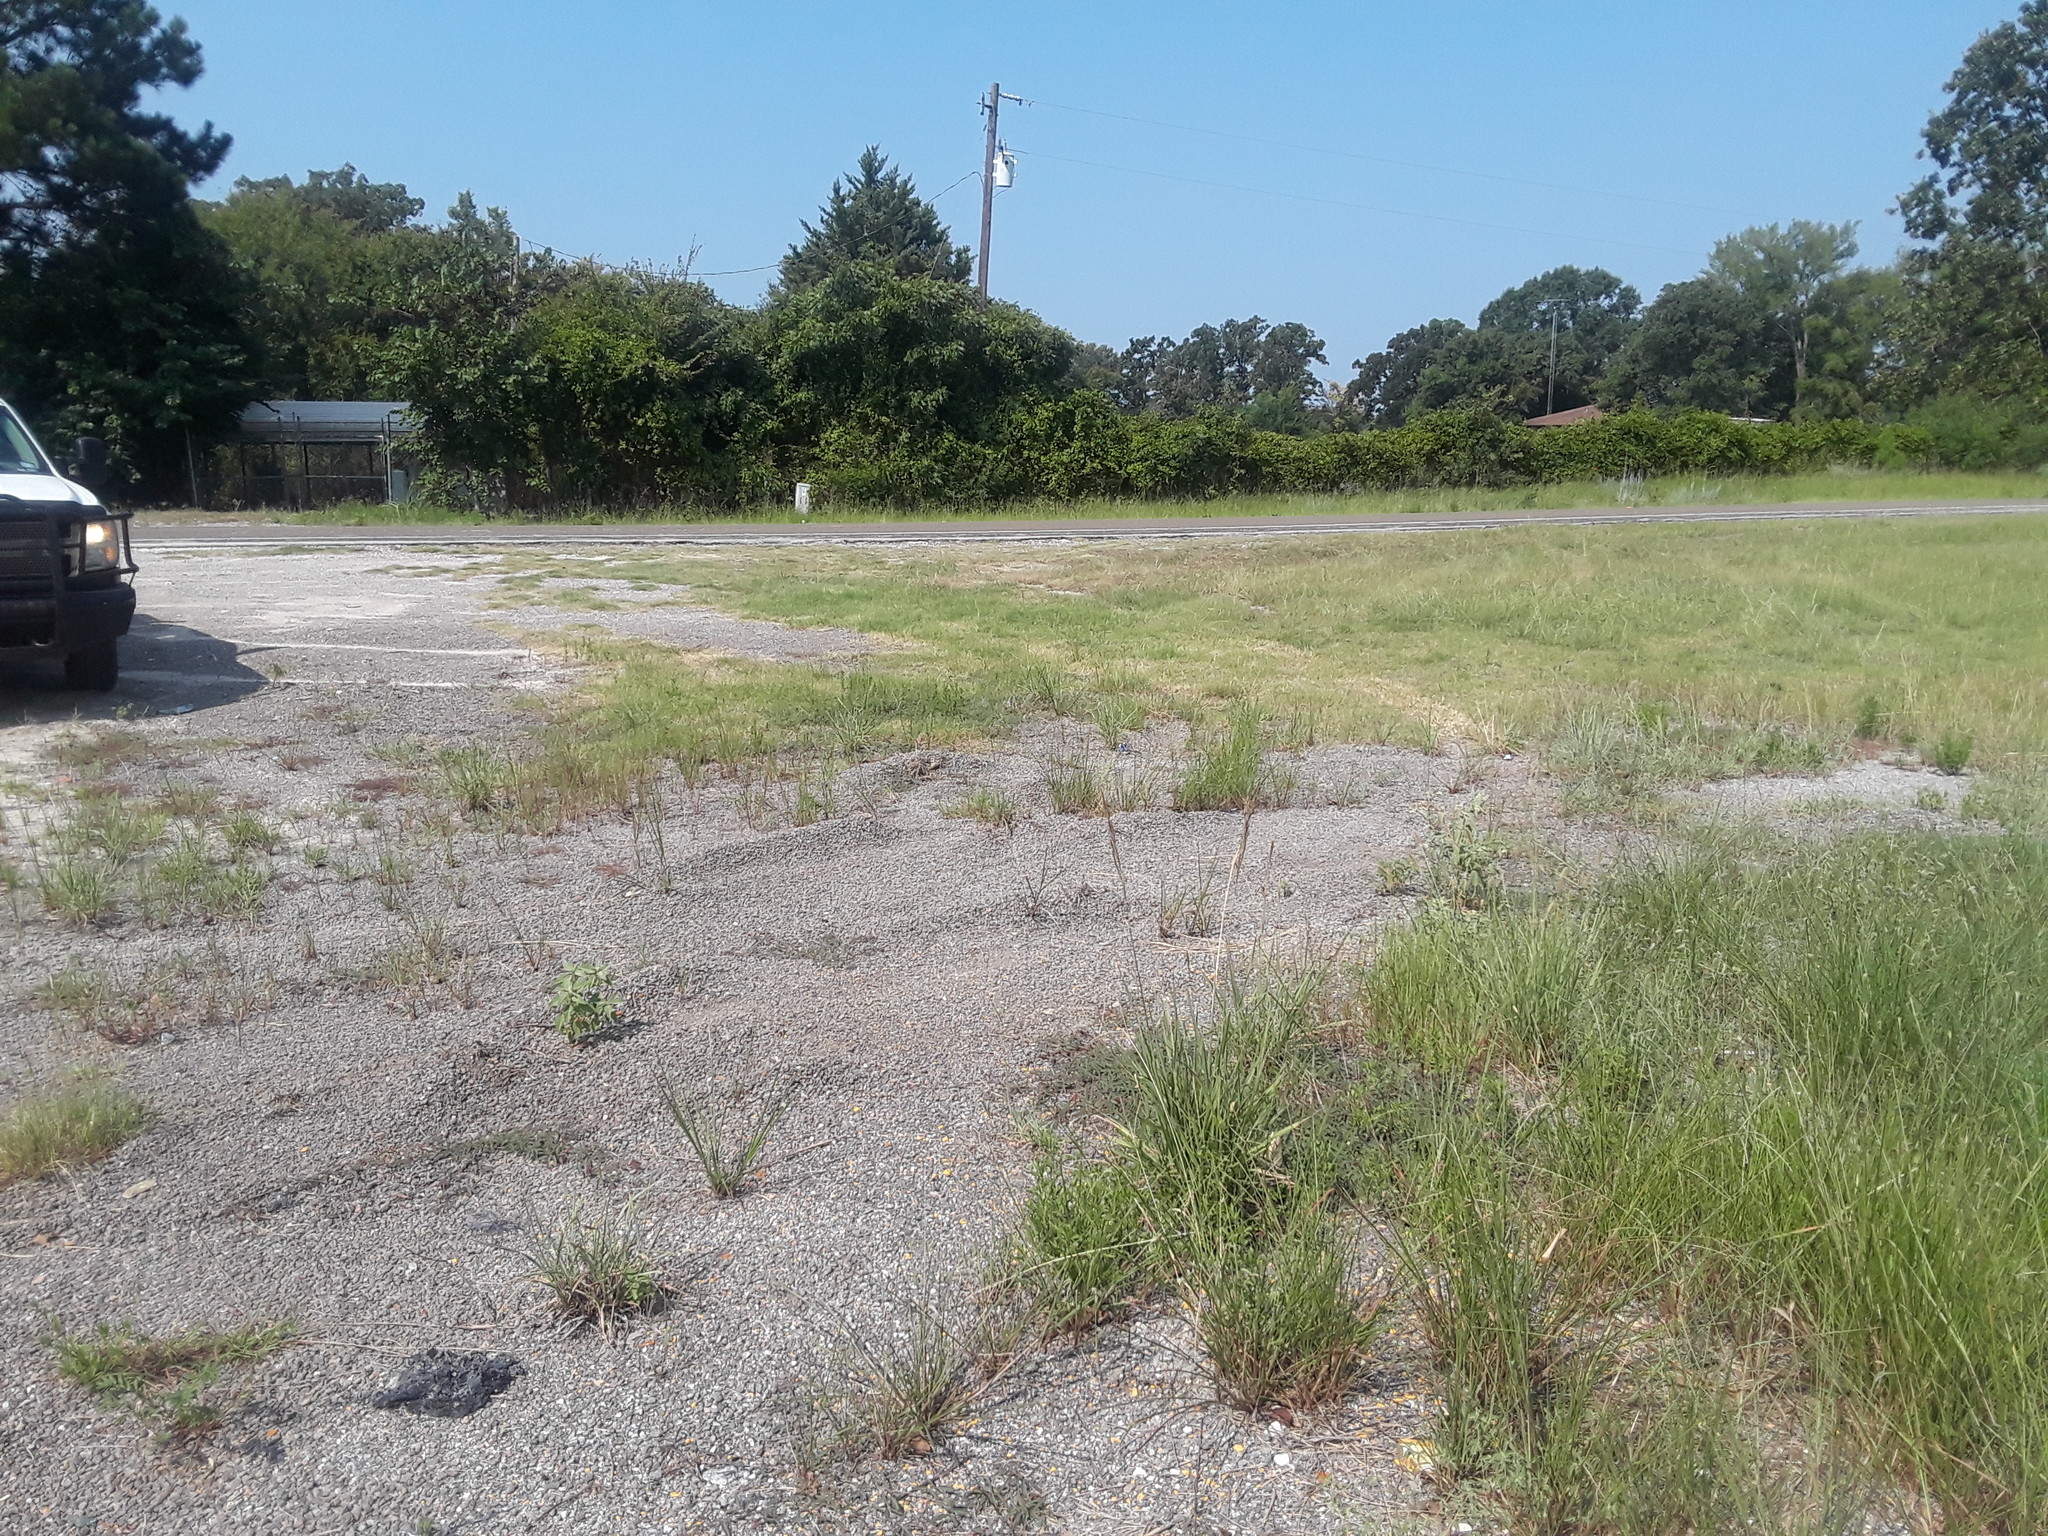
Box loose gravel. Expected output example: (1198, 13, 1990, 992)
(0, 546, 1496, 1535)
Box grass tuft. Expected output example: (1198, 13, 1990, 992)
(0, 1078, 151, 1182)
(524, 1206, 668, 1334)
(657, 1078, 786, 1198)
(49, 1318, 294, 1442)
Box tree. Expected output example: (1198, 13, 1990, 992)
(1604, 277, 1789, 417)
(1346, 318, 1469, 427)
(1111, 317, 1330, 432)
(1348, 268, 1638, 426)
(0, 1, 254, 497)
(778, 147, 971, 291)
(1707, 221, 1859, 386)
(204, 167, 433, 398)
(1893, 3, 2048, 403)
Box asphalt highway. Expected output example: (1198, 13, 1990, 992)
(128, 496, 2048, 549)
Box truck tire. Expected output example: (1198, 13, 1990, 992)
(63, 641, 119, 692)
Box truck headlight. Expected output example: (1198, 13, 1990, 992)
(73, 519, 121, 572)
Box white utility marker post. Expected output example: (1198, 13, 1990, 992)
(793, 482, 812, 517)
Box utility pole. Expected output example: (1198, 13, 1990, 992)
(977, 82, 1020, 295)
(1545, 308, 1560, 416)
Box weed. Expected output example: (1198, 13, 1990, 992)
(945, 787, 1020, 830)
(438, 745, 504, 812)
(550, 962, 622, 1045)
(371, 848, 415, 909)
(41, 857, 114, 924)
(1044, 759, 1105, 815)
(1157, 861, 1221, 938)
(1174, 704, 1291, 812)
(524, 1206, 667, 1334)
(49, 1318, 293, 1441)
(1914, 786, 1948, 812)
(1929, 730, 1974, 774)
(221, 812, 277, 855)
(1018, 661, 1084, 717)
(1011, 1158, 1147, 1334)
(1422, 799, 1508, 911)
(1092, 694, 1147, 747)
(1547, 702, 1831, 811)
(1194, 1215, 1381, 1416)
(152, 782, 220, 822)
(72, 798, 165, 861)
(657, 1078, 787, 1198)
(1377, 856, 1418, 895)
(48, 727, 154, 772)
(829, 1297, 983, 1458)
(1854, 693, 1888, 740)
(37, 966, 163, 1045)
(0, 1078, 152, 1182)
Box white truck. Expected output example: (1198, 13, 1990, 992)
(0, 398, 134, 690)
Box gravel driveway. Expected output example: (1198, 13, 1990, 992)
(0, 546, 1488, 1534)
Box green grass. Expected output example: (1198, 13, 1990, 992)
(472, 510, 2048, 831)
(137, 467, 2048, 528)
(1, 1078, 152, 1182)
(1365, 831, 2048, 1528)
(49, 1318, 294, 1441)
(524, 1206, 668, 1334)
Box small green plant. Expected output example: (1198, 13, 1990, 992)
(1423, 800, 1507, 910)
(37, 965, 161, 1045)
(40, 857, 114, 924)
(1194, 1215, 1381, 1415)
(1914, 786, 1949, 813)
(49, 1318, 294, 1441)
(221, 811, 277, 855)
(829, 1298, 983, 1458)
(1929, 730, 1974, 775)
(152, 782, 220, 822)
(1377, 856, 1419, 895)
(1174, 703, 1293, 812)
(1011, 1158, 1147, 1334)
(73, 798, 166, 861)
(524, 1206, 667, 1334)
(657, 1078, 786, 1198)
(1092, 694, 1147, 747)
(1044, 760, 1105, 815)
(371, 848, 415, 909)
(1157, 863, 1220, 938)
(438, 744, 504, 812)
(1, 1079, 152, 1183)
(1853, 693, 1887, 740)
(945, 787, 1020, 830)
(550, 962, 622, 1045)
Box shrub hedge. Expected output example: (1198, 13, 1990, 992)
(803, 395, 1968, 506)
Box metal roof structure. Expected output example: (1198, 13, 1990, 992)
(1523, 404, 1606, 429)
(235, 401, 413, 443)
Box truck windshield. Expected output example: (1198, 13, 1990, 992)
(0, 410, 47, 475)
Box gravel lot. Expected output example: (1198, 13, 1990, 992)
(0, 547, 1510, 1535)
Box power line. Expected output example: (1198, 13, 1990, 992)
(1023, 95, 1737, 218)
(1009, 148, 1708, 258)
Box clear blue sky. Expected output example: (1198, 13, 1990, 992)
(163, 1, 2010, 377)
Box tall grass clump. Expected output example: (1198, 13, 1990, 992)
(1173, 703, 1295, 811)
(1543, 700, 1831, 811)
(1364, 830, 2048, 1527)
(0, 1079, 152, 1183)
(1009, 973, 1382, 1413)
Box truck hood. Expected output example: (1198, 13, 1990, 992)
(0, 473, 98, 508)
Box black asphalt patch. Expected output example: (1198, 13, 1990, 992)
(369, 1350, 526, 1418)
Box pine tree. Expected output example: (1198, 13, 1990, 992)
(778, 147, 970, 292)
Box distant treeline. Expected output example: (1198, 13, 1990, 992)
(5, 4, 2048, 507)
